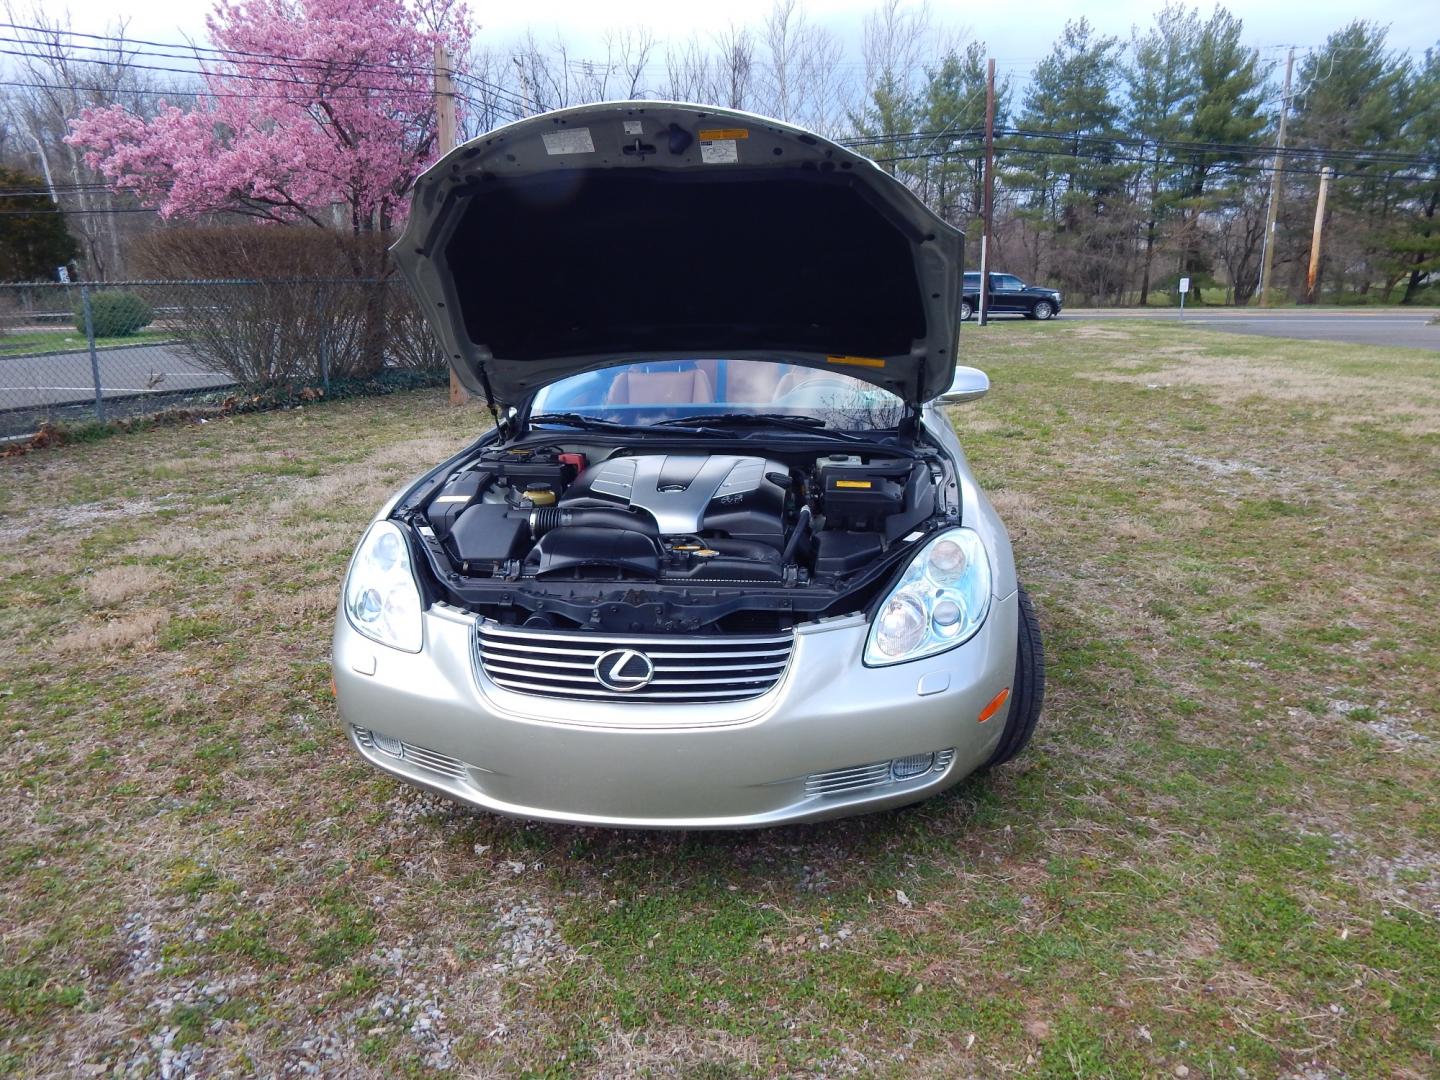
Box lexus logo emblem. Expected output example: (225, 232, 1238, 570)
(594, 648, 655, 692)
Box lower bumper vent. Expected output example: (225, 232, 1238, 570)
(352, 726, 468, 781)
(805, 748, 955, 799)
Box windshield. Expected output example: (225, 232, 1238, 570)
(529, 359, 907, 430)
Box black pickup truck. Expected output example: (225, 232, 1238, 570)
(961, 271, 1063, 321)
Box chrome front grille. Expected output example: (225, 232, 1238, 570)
(475, 622, 794, 704)
(805, 749, 956, 798)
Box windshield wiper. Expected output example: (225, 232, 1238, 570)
(655, 413, 867, 442)
(527, 412, 646, 432)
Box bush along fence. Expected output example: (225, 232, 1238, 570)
(0, 278, 448, 441)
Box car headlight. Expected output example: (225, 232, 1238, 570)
(864, 528, 991, 666)
(344, 521, 423, 652)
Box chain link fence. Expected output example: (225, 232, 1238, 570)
(0, 278, 444, 440)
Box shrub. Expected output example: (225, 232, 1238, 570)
(74, 291, 153, 337)
(130, 226, 445, 387)
(386, 289, 446, 371)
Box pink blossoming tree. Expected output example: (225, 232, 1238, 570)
(67, 0, 471, 233)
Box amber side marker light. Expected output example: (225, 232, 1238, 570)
(978, 687, 1010, 723)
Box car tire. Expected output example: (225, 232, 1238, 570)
(983, 587, 1045, 768)
(1031, 300, 1055, 321)
(960, 300, 974, 321)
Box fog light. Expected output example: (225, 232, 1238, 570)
(372, 732, 404, 758)
(891, 752, 935, 780)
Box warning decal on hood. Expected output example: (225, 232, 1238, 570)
(698, 128, 749, 140)
(541, 128, 595, 155)
(700, 139, 739, 164)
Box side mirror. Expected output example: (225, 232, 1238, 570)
(937, 366, 989, 405)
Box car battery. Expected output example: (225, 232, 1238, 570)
(476, 446, 579, 495)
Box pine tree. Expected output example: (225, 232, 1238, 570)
(1006, 19, 1129, 299)
(0, 168, 78, 281)
(1393, 45, 1440, 303)
(1288, 22, 1409, 299)
(1175, 7, 1268, 299)
(914, 42, 1007, 231)
(1126, 2, 1200, 304)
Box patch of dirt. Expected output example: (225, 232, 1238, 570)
(0, 494, 188, 545)
(1070, 325, 1132, 340)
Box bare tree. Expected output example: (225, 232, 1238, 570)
(457, 47, 523, 135)
(759, 0, 846, 132)
(662, 35, 714, 103)
(1207, 190, 1268, 304)
(861, 0, 931, 103)
(0, 4, 180, 277)
(609, 26, 658, 99)
(707, 25, 757, 112)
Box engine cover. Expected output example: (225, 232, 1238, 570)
(562, 455, 788, 547)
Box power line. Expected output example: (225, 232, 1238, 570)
(0, 22, 440, 83)
(0, 23, 532, 115)
(846, 126, 1438, 169)
(873, 143, 1433, 184)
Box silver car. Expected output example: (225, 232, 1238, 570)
(333, 102, 1045, 828)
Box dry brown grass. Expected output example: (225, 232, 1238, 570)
(1081, 348, 1440, 433)
(50, 609, 168, 654)
(83, 565, 168, 607)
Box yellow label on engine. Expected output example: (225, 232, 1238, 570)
(698, 127, 749, 140)
(835, 479, 874, 489)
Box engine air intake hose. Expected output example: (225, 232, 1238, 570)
(519, 507, 658, 540)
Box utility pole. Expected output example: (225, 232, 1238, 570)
(434, 44, 467, 406)
(1304, 166, 1333, 305)
(978, 57, 996, 327)
(1258, 47, 1294, 306)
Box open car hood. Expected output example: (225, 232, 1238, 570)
(394, 102, 964, 407)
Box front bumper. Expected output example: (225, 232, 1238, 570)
(332, 595, 1018, 828)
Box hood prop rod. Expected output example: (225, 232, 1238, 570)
(476, 367, 509, 437)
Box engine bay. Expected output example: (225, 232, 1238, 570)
(399, 437, 958, 634)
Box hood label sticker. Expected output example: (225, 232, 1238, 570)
(698, 127, 749, 141)
(700, 139, 739, 164)
(826, 354, 887, 369)
(542, 128, 595, 155)
(623, 120, 644, 135)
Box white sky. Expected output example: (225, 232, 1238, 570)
(28, 0, 1440, 79)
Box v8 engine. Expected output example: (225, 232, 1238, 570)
(420, 446, 942, 589)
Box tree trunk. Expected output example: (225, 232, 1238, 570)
(1400, 185, 1438, 305)
(1139, 219, 1157, 306)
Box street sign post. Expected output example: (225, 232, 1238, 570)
(1178, 276, 1190, 319)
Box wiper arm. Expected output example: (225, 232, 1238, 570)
(656, 412, 866, 442)
(658, 412, 824, 428)
(527, 412, 643, 432)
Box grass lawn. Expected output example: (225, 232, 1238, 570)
(0, 328, 175, 358)
(1, 323, 1436, 1077)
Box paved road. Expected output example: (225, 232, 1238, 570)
(1063, 307, 1438, 351)
(0, 341, 233, 411)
